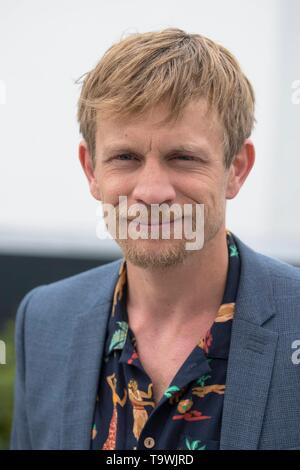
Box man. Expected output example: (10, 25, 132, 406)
(11, 28, 300, 450)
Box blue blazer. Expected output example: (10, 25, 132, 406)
(10, 235, 300, 449)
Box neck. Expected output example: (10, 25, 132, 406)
(126, 225, 229, 330)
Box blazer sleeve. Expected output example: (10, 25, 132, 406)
(10, 286, 44, 450)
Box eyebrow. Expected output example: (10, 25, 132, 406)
(101, 143, 211, 160)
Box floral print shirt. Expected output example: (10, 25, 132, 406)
(91, 230, 240, 450)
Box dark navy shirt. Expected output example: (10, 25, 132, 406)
(91, 230, 240, 450)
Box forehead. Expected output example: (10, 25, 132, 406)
(95, 98, 223, 154)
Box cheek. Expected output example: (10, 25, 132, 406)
(183, 176, 224, 206)
(97, 172, 133, 205)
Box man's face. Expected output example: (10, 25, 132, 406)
(90, 98, 231, 269)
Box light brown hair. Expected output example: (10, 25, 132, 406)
(77, 28, 255, 168)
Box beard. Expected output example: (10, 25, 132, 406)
(117, 236, 189, 269)
(105, 200, 225, 269)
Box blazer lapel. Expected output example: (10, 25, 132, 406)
(220, 236, 279, 449)
(220, 319, 278, 449)
(60, 259, 123, 449)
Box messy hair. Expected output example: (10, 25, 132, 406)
(77, 28, 255, 168)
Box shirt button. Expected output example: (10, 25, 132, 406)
(144, 437, 155, 448)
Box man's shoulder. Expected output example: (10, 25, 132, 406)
(234, 234, 300, 329)
(37, 256, 123, 297)
(235, 234, 300, 288)
(226, 234, 300, 347)
(16, 257, 124, 328)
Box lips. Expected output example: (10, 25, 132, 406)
(132, 218, 182, 227)
(138, 220, 177, 227)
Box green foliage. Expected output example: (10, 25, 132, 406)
(108, 321, 128, 353)
(185, 437, 207, 450)
(164, 385, 181, 398)
(0, 320, 16, 450)
(195, 374, 211, 387)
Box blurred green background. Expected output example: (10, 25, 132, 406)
(0, 320, 15, 450)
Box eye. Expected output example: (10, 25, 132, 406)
(115, 154, 137, 161)
(172, 155, 195, 161)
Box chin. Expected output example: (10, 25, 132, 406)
(117, 238, 192, 269)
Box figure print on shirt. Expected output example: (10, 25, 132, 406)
(102, 373, 127, 450)
(127, 379, 155, 439)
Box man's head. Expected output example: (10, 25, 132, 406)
(78, 28, 255, 268)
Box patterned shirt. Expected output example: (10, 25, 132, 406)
(91, 230, 240, 450)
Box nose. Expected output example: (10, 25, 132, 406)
(131, 157, 176, 205)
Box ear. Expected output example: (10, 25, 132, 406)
(225, 139, 255, 199)
(78, 140, 101, 201)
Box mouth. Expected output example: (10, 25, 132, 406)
(135, 218, 182, 227)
